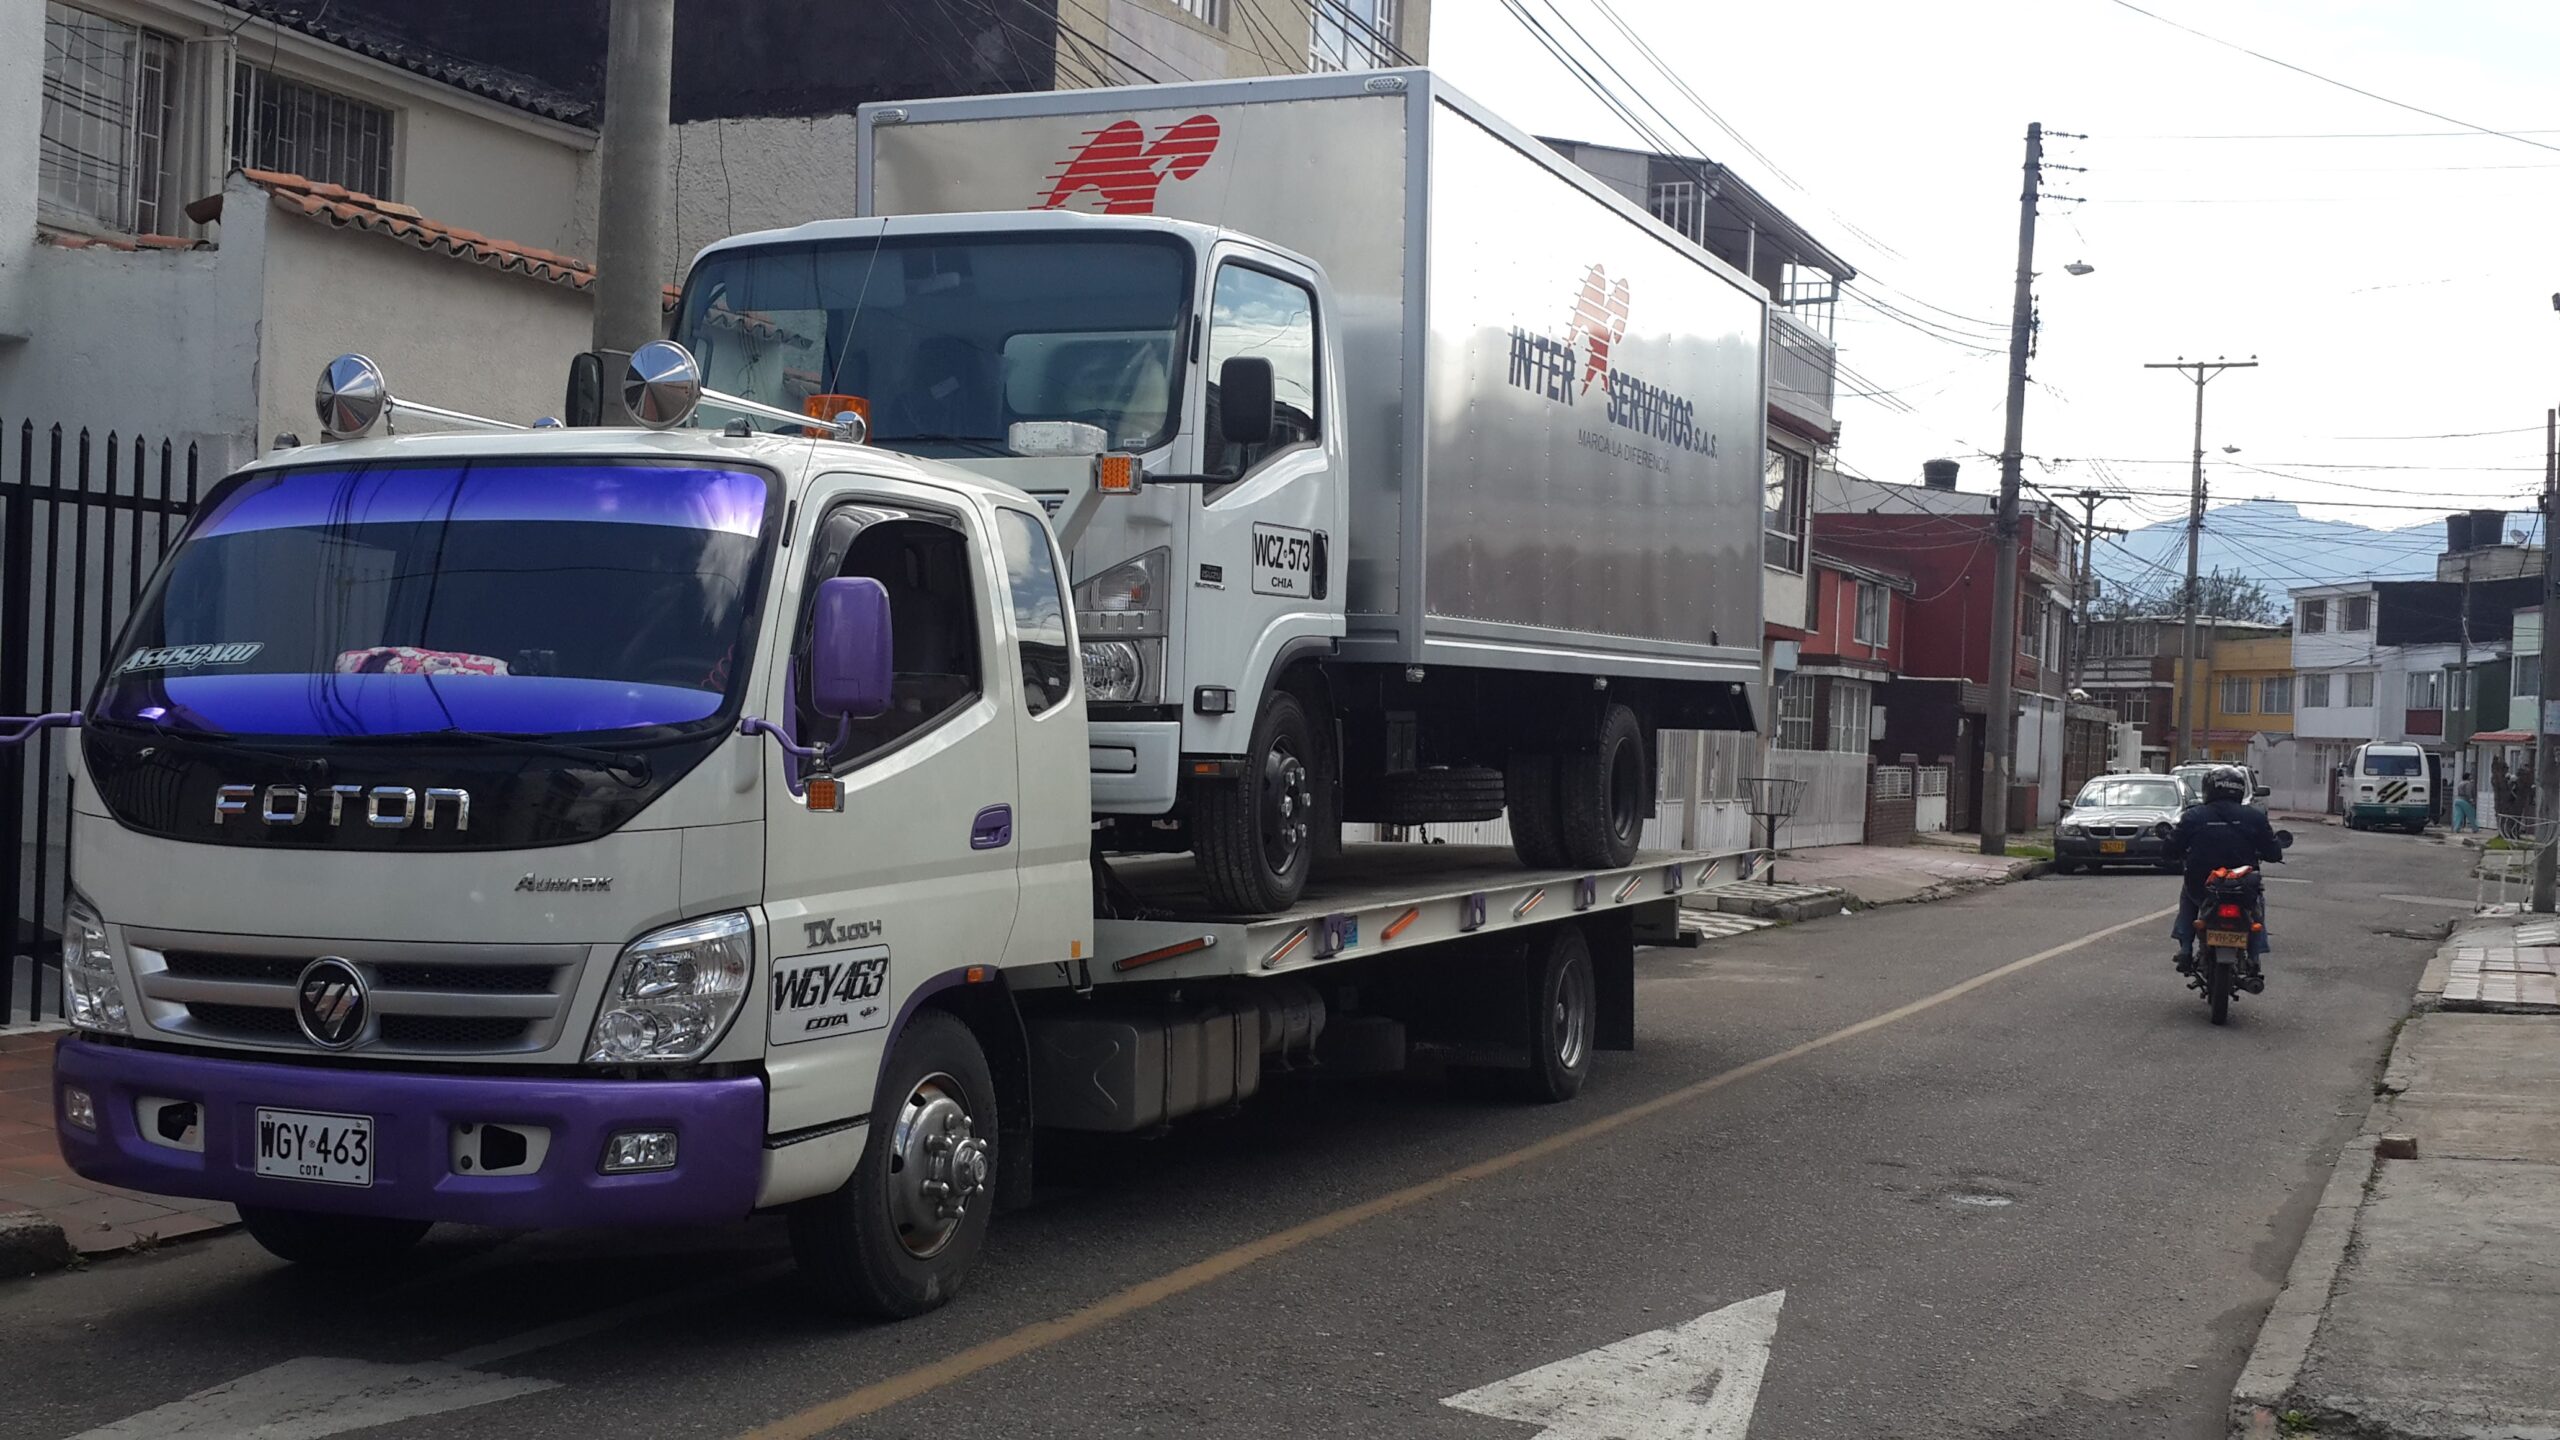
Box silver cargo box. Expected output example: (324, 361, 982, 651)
(859, 69, 1765, 687)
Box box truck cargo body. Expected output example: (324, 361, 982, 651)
(672, 69, 1768, 912)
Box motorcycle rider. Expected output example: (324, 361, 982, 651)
(2165, 764, 2286, 974)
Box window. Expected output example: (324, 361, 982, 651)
(1763, 446, 1809, 573)
(2261, 676, 2292, 714)
(1774, 673, 1817, 751)
(2220, 676, 2252, 715)
(1170, 0, 1227, 26)
(2019, 597, 2045, 662)
(2450, 668, 2472, 710)
(2346, 671, 2374, 707)
(232, 63, 395, 200)
(1853, 581, 1888, 648)
(996, 510, 1072, 716)
(1828, 678, 1873, 753)
(2302, 674, 2330, 708)
(2520, 655, 2542, 699)
(2102, 688, 2150, 724)
(793, 506, 983, 769)
(2300, 599, 2327, 634)
(39, 4, 178, 234)
(1309, 0, 1398, 70)
(2407, 671, 2443, 710)
(2344, 595, 2372, 631)
(1204, 265, 1319, 484)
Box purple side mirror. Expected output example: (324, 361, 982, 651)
(809, 576, 893, 720)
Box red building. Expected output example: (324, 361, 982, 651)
(1766, 550, 1912, 755)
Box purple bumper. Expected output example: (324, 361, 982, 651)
(54, 1038, 766, 1229)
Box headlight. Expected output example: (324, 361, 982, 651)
(2153, 821, 2174, 839)
(1080, 637, 1163, 704)
(62, 892, 129, 1035)
(2057, 822, 2084, 838)
(586, 912, 753, 1064)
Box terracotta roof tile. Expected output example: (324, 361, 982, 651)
(242, 169, 598, 293)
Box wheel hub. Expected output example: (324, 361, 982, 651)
(1260, 745, 1313, 870)
(888, 1076, 986, 1258)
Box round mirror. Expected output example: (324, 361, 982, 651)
(314, 354, 388, 439)
(2276, 829, 2295, 848)
(624, 341, 703, 429)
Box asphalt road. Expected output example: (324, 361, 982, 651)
(0, 825, 2468, 1440)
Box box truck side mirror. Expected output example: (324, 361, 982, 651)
(810, 577, 894, 720)
(1219, 356, 1277, 447)
(564, 352, 606, 427)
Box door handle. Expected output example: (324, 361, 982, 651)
(971, 804, 1014, 850)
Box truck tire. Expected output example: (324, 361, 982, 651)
(1376, 766, 1506, 825)
(1510, 924, 1596, 1103)
(1558, 704, 1646, 869)
(1506, 752, 1570, 868)
(237, 1207, 431, 1269)
(1193, 688, 1318, 913)
(789, 1010, 998, 1319)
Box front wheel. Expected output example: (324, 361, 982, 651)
(2051, 858, 2079, 876)
(789, 1010, 997, 1319)
(2206, 956, 2233, 1025)
(1193, 688, 1319, 913)
(237, 1207, 431, 1269)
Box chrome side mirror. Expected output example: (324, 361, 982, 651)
(315, 354, 389, 439)
(625, 341, 704, 429)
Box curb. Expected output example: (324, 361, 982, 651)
(2231, 1133, 2380, 1436)
(0, 1210, 76, 1278)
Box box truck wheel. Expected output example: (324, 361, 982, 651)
(1511, 923, 1596, 1103)
(237, 1207, 431, 1269)
(1559, 704, 1646, 869)
(1193, 688, 1318, 912)
(1506, 752, 1570, 868)
(789, 1010, 997, 1319)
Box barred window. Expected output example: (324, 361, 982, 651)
(232, 63, 395, 199)
(1169, 0, 1227, 26)
(39, 4, 179, 234)
(1774, 673, 1817, 751)
(1828, 678, 1873, 753)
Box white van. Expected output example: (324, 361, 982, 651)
(2343, 742, 2432, 833)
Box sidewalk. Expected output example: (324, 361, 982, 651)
(1772, 839, 2038, 906)
(2234, 916, 2560, 1438)
(0, 1026, 235, 1276)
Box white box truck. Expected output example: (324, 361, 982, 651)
(22, 70, 1769, 1321)
(668, 68, 1769, 913)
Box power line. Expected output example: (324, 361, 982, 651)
(2102, 0, 2560, 157)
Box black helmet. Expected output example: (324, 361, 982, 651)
(2204, 765, 2249, 803)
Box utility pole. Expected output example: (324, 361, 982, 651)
(2144, 357, 2258, 763)
(591, 0, 675, 407)
(1979, 122, 2043, 858)
(2537, 407, 2559, 912)
(2065, 487, 2125, 696)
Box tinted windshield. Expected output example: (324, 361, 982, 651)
(96, 461, 775, 740)
(2365, 752, 2423, 777)
(676, 234, 1191, 455)
(2077, 779, 2184, 810)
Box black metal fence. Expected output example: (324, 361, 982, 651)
(4, 419, 201, 1022)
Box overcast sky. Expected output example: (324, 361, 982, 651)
(1432, 0, 2560, 580)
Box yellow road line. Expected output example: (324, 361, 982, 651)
(739, 904, 2179, 1440)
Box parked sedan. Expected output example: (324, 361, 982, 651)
(2053, 774, 2188, 874)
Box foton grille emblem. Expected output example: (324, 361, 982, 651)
(294, 958, 367, 1049)
(215, 784, 470, 831)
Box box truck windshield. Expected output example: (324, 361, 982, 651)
(91, 459, 776, 742)
(675, 233, 1192, 456)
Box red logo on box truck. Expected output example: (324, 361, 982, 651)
(1038, 114, 1221, 214)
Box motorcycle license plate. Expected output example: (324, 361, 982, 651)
(2204, 930, 2250, 949)
(254, 1108, 373, 1187)
(2099, 840, 2128, 855)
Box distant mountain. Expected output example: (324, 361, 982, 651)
(2091, 498, 2507, 604)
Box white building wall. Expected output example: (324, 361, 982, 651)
(666, 115, 864, 283)
(398, 101, 597, 261)
(0, 0, 44, 340)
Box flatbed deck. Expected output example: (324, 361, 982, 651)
(1048, 843, 1760, 988)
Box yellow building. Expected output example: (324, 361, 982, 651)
(2205, 633, 2296, 763)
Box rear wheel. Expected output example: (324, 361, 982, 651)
(789, 1010, 997, 1319)
(237, 1207, 430, 1269)
(2206, 956, 2233, 1026)
(1559, 703, 1646, 870)
(1509, 925, 1597, 1103)
(1505, 752, 1570, 868)
(1194, 689, 1319, 913)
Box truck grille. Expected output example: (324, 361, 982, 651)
(131, 938, 583, 1057)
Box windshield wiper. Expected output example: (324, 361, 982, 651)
(332, 729, 654, 784)
(89, 715, 337, 776)
(869, 433, 1013, 457)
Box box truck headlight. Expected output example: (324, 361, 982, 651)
(62, 892, 129, 1035)
(586, 912, 753, 1064)
(1075, 548, 1167, 704)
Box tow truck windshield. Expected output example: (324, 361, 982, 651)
(94, 460, 776, 742)
(674, 232, 1192, 456)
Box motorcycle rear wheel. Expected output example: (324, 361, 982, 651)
(2206, 953, 2233, 1025)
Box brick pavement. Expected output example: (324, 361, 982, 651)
(0, 1027, 235, 1263)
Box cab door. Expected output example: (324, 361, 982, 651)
(987, 502, 1095, 968)
(760, 477, 1020, 1138)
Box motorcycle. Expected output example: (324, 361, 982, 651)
(2192, 828, 2293, 1025)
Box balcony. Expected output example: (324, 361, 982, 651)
(1768, 310, 1835, 436)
